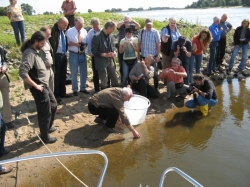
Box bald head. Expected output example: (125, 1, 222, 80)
(57, 17, 68, 31)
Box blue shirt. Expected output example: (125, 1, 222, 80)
(209, 23, 221, 42)
(138, 28, 161, 57)
(161, 27, 181, 50)
(86, 28, 102, 55)
(219, 21, 232, 37)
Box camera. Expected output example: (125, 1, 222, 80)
(79, 42, 86, 52)
(186, 83, 197, 94)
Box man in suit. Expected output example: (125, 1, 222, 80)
(49, 17, 73, 105)
(91, 20, 119, 90)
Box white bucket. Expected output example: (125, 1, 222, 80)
(124, 94, 151, 125)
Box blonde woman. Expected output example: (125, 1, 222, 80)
(7, 0, 25, 46)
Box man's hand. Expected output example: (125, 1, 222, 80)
(1, 67, 7, 74)
(191, 86, 199, 93)
(131, 129, 140, 138)
(35, 84, 44, 92)
(141, 60, 146, 68)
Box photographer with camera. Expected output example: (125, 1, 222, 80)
(173, 36, 192, 85)
(185, 74, 218, 116)
(66, 17, 90, 96)
(158, 57, 188, 101)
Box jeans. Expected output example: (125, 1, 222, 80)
(88, 103, 119, 128)
(30, 85, 57, 141)
(216, 37, 226, 65)
(54, 53, 67, 98)
(185, 95, 218, 108)
(11, 21, 25, 46)
(191, 53, 203, 74)
(0, 119, 6, 156)
(118, 50, 123, 80)
(229, 44, 249, 70)
(183, 56, 192, 84)
(208, 41, 219, 74)
(122, 60, 136, 87)
(69, 52, 87, 92)
(131, 78, 160, 98)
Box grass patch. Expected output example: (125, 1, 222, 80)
(8, 69, 20, 82)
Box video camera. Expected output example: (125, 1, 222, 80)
(79, 42, 86, 52)
(186, 83, 198, 94)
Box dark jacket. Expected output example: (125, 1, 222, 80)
(49, 22, 68, 53)
(199, 79, 217, 100)
(233, 26, 250, 46)
(161, 25, 172, 56)
(91, 30, 115, 71)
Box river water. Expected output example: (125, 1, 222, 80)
(19, 78, 250, 186)
(119, 8, 250, 28)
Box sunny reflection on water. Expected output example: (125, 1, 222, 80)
(20, 78, 250, 187)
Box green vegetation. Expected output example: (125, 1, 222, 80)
(186, 0, 250, 8)
(104, 6, 176, 12)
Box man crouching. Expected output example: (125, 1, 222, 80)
(88, 87, 140, 138)
(185, 74, 218, 116)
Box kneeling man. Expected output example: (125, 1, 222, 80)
(88, 87, 140, 138)
(159, 57, 188, 100)
(129, 55, 159, 98)
(185, 74, 218, 116)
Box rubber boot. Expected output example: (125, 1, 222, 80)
(200, 104, 208, 116)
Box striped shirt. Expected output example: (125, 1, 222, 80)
(138, 28, 161, 57)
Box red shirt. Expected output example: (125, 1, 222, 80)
(192, 35, 208, 55)
(161, 66, 186, 84)
(61, 0, 76, 16)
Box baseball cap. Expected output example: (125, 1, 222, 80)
(145, 18, 153, 25)
(178, 36, 186, 46)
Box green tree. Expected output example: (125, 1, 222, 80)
(88, 9, 92, 13)
(0, 6, 7, 16)
(21, 3, 35, 15)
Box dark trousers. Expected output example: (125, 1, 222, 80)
(30, 85, 57, 141)
(66, 15, 75, 29)
(216, 37, 226, 65)
(88, 103, 119, 128)
(54, 53, 67, 98)
(141, 56, 159, 89)
(132, 79, 160, 98)
(118, 51, 123, 80)
(0, 119, 6, 156)
(91, 56, 100, 92)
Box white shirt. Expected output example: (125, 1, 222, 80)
(66, 26, 87, 52)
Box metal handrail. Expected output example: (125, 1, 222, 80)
(0, 150, 108, 187)
(158, 167, 203, 187)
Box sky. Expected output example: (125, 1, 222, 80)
(0, 0, 196, 14)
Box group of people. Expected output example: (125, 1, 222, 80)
(1, 0, 250, 175)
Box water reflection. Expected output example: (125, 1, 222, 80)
(18, 79, 250, 187)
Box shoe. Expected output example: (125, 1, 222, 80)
(0, 146, 12, 158)
(61, 93, 73, 98)
(5, 122, 14, 129)
(73, 92, 78, 96)
(94, 117, 106, 125)
(42, 137, 57, 144)
(56, 98, 64, 105)
(80, 90, 90, 94)
(0, 166, 13, 175)
(49, 127, 57, 133)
